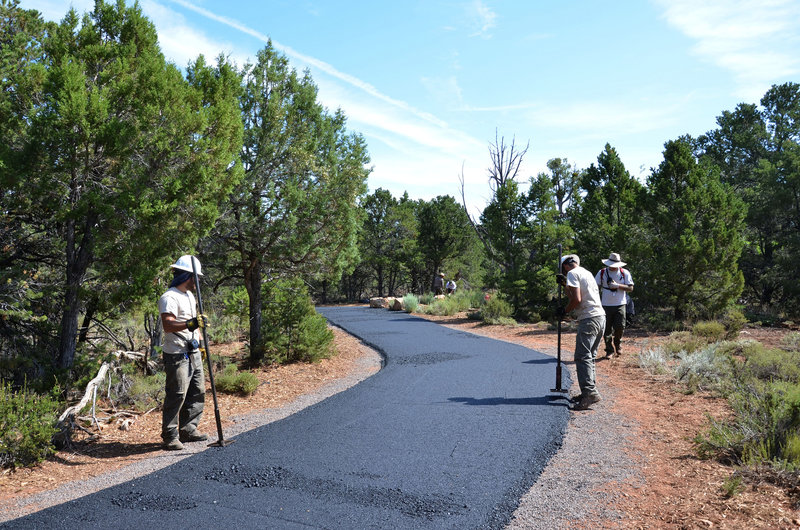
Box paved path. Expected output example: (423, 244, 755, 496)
(3, 307, 570, 529)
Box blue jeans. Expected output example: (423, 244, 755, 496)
(575, 315, 605, 397)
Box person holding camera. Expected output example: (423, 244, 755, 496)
(158, 255, 209, 450)
(556, 254, 606, 411)
(595, 252, 634, 359)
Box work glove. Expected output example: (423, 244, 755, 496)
(199, 347, 206, 361)
(606, 280, 619, 291)
(556, 273, 567, 287)
(186, 314, 208, 332)
(555, 306, 566, 320)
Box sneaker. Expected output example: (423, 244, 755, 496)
(163, 439, 184, 451)
(572, 393, 601, 411)
(179, 431, 209, 443)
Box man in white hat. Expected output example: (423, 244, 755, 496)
(433, 272, 445, 295)
(595, 252, 634, 358)
(157, 255, 209, 450)
(558, 254, 606, 410)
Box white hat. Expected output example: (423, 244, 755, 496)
(602, 252, 626, 268)
(560, 254, 579, 268)
(170, 255, 203, 276)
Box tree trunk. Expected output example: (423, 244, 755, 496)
(245, 263, 264, 362)
(57, 216, 94, 369)
(78, 296, 97, 344)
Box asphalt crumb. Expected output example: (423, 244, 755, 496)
(109, 491, 199, 511)
(392, 352, 469, 365)
(204, 464, 469, 519)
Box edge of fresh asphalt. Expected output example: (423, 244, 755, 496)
(3, 306, 573, 530)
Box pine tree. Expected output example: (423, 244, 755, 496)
(643, 138, 746, 320)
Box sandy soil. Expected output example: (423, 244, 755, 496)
(2, 313, 799, 528)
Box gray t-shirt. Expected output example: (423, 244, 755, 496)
(566, 266, 605, 320)
(158, 287, 199, 354)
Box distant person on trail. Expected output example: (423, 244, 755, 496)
(446, 278, 457, 295)
(557, 254, 606, 411)
(158, 255, 209, 450)
(595, 252, 634, 359)
(433, 272, 445, 295)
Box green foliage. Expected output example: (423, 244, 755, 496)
(720, 308, 748, 339)
(571, 144, 645, 274)
(722, 474, 744, 498)
(481, 295, 515, 325)
(697, 82, 800, 315)
(126, 372, 166, 412)
(692, 321, 727, 342)
(259, 278, 334, 365)
(402, 294, 419, 313)
(640, 137, 746, 320)
(0, 382, 59, 469)
(2, 0, 244, 370)
(781, 332, 800, 353)
(209, 42, 369, 363)
(419, 293, 435, 305)
(422, 290, 475, 316)
(215, 364, 259, 395)
(416, 195, 476, 290)
(740, 344, 800, 383)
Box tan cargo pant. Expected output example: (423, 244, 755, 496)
(161, 351, 205, 442)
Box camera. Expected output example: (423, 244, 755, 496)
(188, 338, 200, 350)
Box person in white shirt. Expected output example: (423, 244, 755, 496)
(595, 252, 634, 359)
(157, 255, 209, 450)
(557, 254, 606, 411)
(445, 279, 456, 294)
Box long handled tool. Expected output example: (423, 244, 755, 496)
(191, 257, 234, 447)
(550, 244, 568, 395)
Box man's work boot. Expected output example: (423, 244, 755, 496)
(162, 439, 184, 451)
(572, 393, 601, 411)
(180, 431, 209, 443)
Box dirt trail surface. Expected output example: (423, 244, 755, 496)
(2, 307, 570, 529)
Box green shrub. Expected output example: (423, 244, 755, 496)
(673, 344, 731, 393)
(260, 278, 334, 365)
(424, 297, 460, 316)
(0, 382, 60, 469)
(402, 294, 419, 313)
(215, 365, 260, 395)
(481, 295, 515, 325)
(722, 474, 744, 498)
(741, 345, 800, 383)
(720, 308, 748, 340)
(781, 332, 800, 353)
(661, 331, 708, 357)
(697, 380, 800, 469)
(692, 321, 727, 342)
(126, 372, 166, 411)
(419, 293, 435, 305)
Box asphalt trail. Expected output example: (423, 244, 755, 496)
(3, 306, 570, 529)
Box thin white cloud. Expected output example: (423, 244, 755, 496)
(467, 0, 498, 39)
(163, 0, 485, 154)
(653, 0, 800, 100)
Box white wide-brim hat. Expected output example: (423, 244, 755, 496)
(602, 252, 626, 268)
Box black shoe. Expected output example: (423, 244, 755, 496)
(179, 431, 209, 442)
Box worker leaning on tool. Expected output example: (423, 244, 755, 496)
(158, 255, 209, 451)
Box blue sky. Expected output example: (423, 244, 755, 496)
(24, 0, 800, 215)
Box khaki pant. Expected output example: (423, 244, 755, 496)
(603, 304, 626, 355)
(162, 351, 205, 442)
(575, 315, 605, 397)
